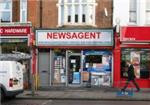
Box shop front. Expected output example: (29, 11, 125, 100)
(0, 25, 31, 53)
(35, 29, 114, 87)
(0, 23, 32, 89)
(114, 26, 150, 88)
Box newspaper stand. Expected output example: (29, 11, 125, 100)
(116, 81, 134, 97)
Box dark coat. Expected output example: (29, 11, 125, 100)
(127, 64, 135, 80)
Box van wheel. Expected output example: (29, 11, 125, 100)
(1, 89, 4, 102)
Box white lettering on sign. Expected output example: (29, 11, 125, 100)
(47, 32, 101, 39)
(123, 37, 136, 41)
(4, 29, 27, 34)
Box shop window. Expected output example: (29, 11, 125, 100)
(2, 42, 29, 53)
(57, 0, 96, 26)
(52, 49, 66, 85)
(0, 0, 12, 22)
(121, 49, 150, 79)
(83, 50, 112, 86)
(85, 55, 102, 63)
(83, 50, 112, 72)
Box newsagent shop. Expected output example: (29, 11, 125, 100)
(113, 26, 150, 88)
(35, 29, 114, 87)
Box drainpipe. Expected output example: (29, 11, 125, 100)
(40, 0, 42, 28)
(29, 33, 36, 96)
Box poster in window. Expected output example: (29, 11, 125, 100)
(130, 52, 140, 78)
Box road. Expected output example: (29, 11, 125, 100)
(1, 99, 150, 105)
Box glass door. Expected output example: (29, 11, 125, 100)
(67, 50, 81, 85)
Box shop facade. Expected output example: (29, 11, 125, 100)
(0, 23, 32, 88)
(0, 24, 31, 53)
(114, 26, 150, 88)
(35, 29, 114, 87)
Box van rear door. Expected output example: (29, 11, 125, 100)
(11, 62, 23, 90)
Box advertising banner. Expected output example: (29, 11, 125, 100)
(130, 51, 140, 78)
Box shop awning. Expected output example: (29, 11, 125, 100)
(0, 53, 31, 61)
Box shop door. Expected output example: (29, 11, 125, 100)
(38, 52, 50, 87)
(68, 53, 81, 85)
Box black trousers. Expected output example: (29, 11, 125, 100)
(122, 79, 140, 91)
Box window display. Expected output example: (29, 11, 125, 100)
(131, 51, 140, 78)
(121, 49, 150, 79)
(53, 56, 66, 83)
(83, 50, 112, 86)
(53, 50, 66, 85)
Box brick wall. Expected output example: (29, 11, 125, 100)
(12, 0, 20, 22)
(27, 0, 113, 29)
(96, 0, 113, 28)
(27, 0, 40, 28)
(42, 0, 58, 28)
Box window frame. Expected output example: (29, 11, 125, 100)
(145, 0, 150, 25)
(0, 0, 12, 22)
(57, 0, 96, 26)
(121, 48, 150, 79)
(20, 0, 27, 23)
(129, 0, 137, 24)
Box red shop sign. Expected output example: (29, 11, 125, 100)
(120, 26, 150, 42)
(0, 26, 31, 36)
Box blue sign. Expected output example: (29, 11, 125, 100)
(72, 72, 80, 84)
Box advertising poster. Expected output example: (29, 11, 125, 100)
(130, 52, 140, 78)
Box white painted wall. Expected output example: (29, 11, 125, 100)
(113, 0, 130, 26)
(113, 0, 147, 26)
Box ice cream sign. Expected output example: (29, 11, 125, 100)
(36, 29, 113, 46)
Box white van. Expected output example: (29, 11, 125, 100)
(0, 61, 23, 101)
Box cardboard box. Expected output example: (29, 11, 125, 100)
(82, 71, 89, 81)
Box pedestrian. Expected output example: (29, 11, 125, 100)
(121, 60, 140, 92)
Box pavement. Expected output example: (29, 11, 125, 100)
(17, 86, 150, 101)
